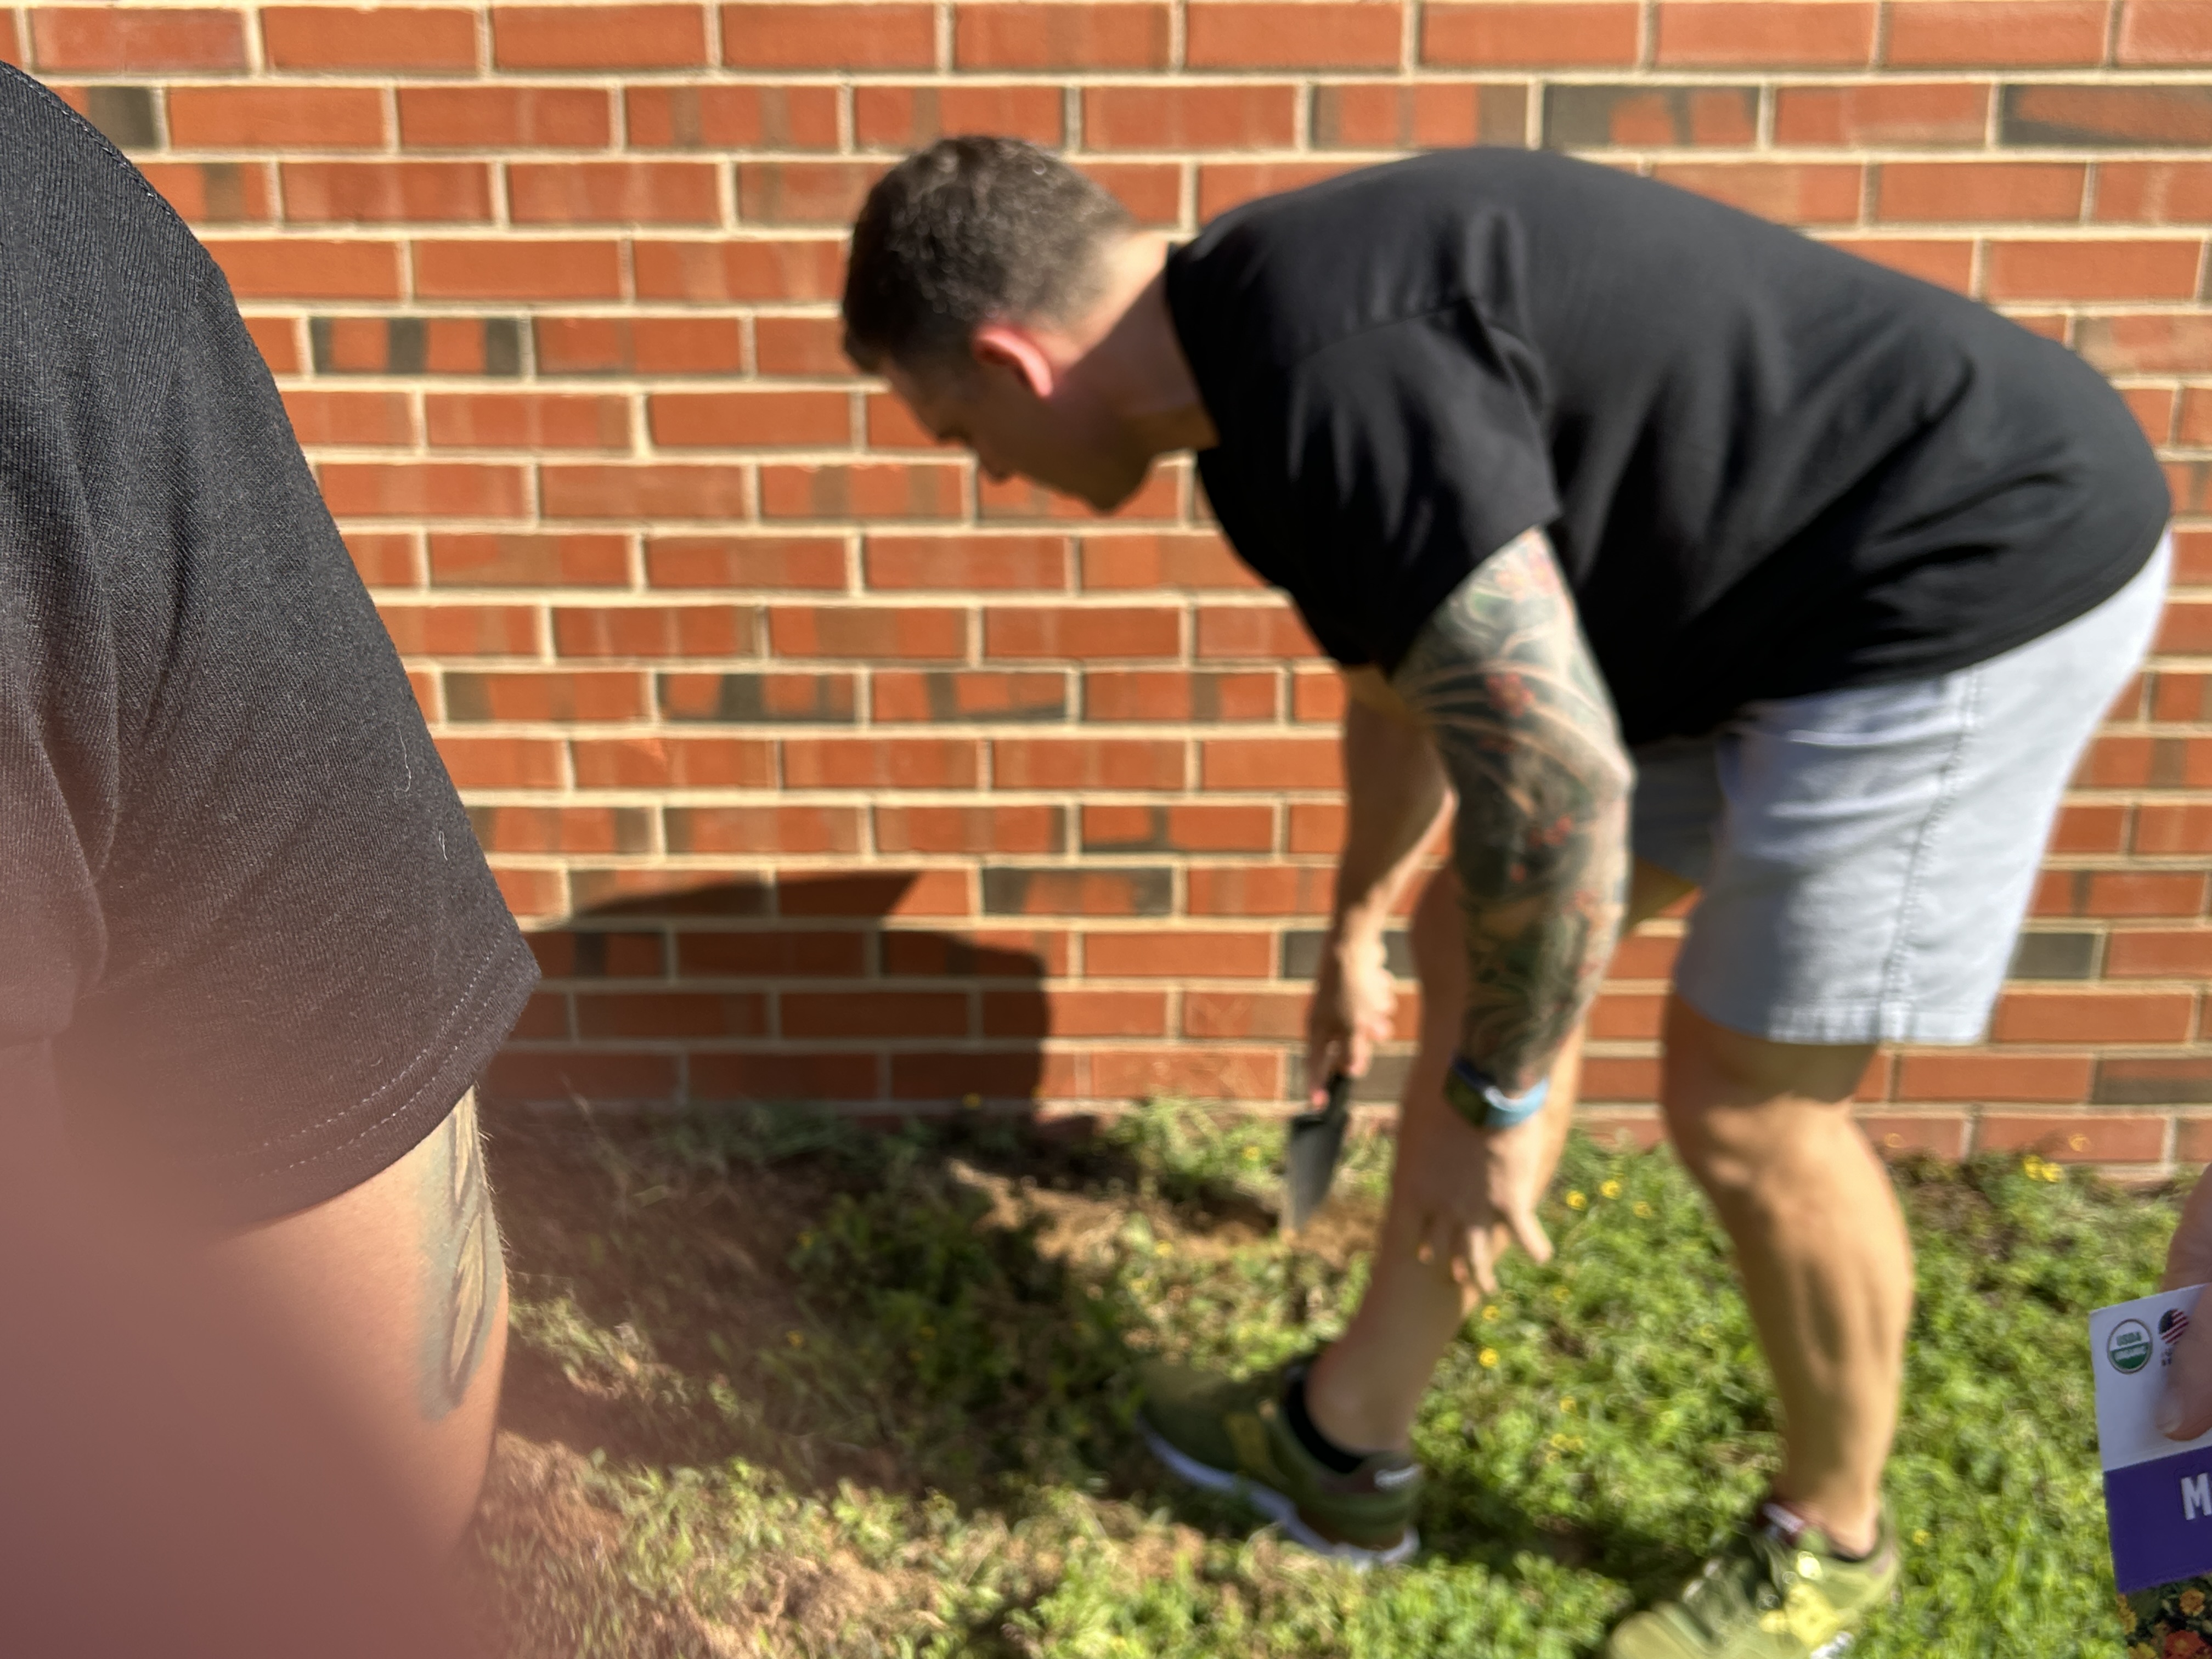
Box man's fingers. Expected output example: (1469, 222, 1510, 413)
(2160, 1287, 2212, 1440)
(1505, 1203, 1553, 1269)
(1303, 1035, 1341, 1105)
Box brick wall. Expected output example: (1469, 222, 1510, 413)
(15, 0, 2212, 1167)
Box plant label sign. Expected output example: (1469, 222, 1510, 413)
(2094, 1284, 2212, 1595)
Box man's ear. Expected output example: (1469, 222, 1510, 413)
(970, 324, 1058, 400)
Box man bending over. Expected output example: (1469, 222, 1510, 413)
(841, 137, 2170, 1658)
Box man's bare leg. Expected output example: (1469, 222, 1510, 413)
(1304, 858, 1685, 1454)
(1660, 1000, 1908, 1555)
(207, 1090, 507, 1549)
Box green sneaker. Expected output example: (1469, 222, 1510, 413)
(1606, 1503, 1899, 1659)
(1136, 1355, 1421, 1566)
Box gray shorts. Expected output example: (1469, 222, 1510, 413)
(1631, 532, 2171, 1046)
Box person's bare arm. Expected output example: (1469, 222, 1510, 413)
(1306, 686, 1453, 1098)
(207, 1091, 506, 1549)
(1389, 527, 1632, 1093)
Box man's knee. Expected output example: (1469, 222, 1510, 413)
(1661, 995, 1875, 1199)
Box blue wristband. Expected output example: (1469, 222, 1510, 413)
(1443, 1056, 1550, 1130)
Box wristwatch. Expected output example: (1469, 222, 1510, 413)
(1443, 1056, 1550, 1131)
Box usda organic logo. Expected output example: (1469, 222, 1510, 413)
(2109, 1319, 2155, 1375)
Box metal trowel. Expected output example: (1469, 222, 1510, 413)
(1282, 1070, 1353, 1234)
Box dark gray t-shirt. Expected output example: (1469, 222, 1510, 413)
(1168, 148, 2171, 745)
(0, 67, 538, 1223)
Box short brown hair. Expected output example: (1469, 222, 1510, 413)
(842, 136, 1133, 375)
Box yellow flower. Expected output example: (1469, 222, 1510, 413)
(1552, 1285, 1570, 1302)
(1566, 1190, 1588, 1210)
(786, 1330, 805, 1348)
(1634, 1201, 1655, 1219)
(1560, 1397, 1577, 1413)
(2183, 1588, 2205, 1615)
(1479, 1347, 1499, 1368)
(1913, 1529, 1931, 1547)
(1600, 1180, 1622, 1200)
(1482, 1304, 1501, 1323)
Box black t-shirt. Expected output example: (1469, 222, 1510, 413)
(1167, 148, 2171, 746)
(0, 67, 539, 1224)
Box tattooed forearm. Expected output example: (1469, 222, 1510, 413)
(420, 1089, 501, 1420)
(1389, 528, 1632, 1095)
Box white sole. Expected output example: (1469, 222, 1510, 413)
(1139, 1420, 1420, 1568)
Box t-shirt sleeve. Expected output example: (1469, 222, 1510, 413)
(1279, 307, 1561, 673)
(40, 258, 539, 1225)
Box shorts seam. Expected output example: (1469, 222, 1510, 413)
(1873, 665, 1982, 1036)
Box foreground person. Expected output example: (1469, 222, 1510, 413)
(1, 61, 538, 1575)
(842, 137, 2170, 1656)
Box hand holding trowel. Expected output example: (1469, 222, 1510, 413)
(1283, 935, 1396, 1234)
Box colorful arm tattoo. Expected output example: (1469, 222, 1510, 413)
(1388, 528, 1632, 1095)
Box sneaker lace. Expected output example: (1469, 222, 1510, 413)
(1674, 1525, 1799, 1646)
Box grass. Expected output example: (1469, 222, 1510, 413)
(473, 1099, 2175, 1657)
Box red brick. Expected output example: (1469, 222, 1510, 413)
(1194, 602, 1323, 659)
(2078, 315, 2212, 373)
(399, 86, 612, 149)
(1182, 989, 1306, 1039)
(554, 605, 756, 657)
(318, 461, 529, 520)
(1860, 1115, 1972, 1158)
(1655, 2, 1876, 65)
(284, 388, 413, 448)
(2108, 930, 2212, 977)
(2003, 84, 2212, 148)
(262, 7, 478, 70)
(1989, 989, 2196, 1043)
(509, 161, 720, 225)
(626, 84, 840, 149)
(737, 161, 877, 227)
(492, 4, 707, 67)
(2176, 530, 2212, 582)
(2137, 803, 2212, 856)
(1186, 865, 1334, 916)
(721, 2, 935, 66)
(864, 392, 941, 451)
(1977, 1115, 2167, 1163)
(380, 602, 539, 657)
(542, 464, 754, 520)
(865, 535, 1070, 590)
(1894, 1052, 2096, 1102)
(955, 3, 1170, 67)
(1773, 82, 1990, 146)
(433, 735, 565, 788)
(169, 86, 386, 148)
(985, 606, 1182, 659)
(1823, 235, 1978, 290)
(1198, 161, 1358, 218)
(781, 737, 981, 788)
(1083, 162, 1183, 227)
(31, 7, 245, 70)
(2119, 0, 2212, 62)
(1186, 3, 1402, 68)
(769, 605, 967, 659)
(692, 1052, 881, 1100)
(1989, 239, 2207, 300)
(1547, 83, 1759, 146)
(783, 992, 970, 1039)
(1579, 1059, 1663, 1102)
(1201, 736, 1344, 790)
(1876, 162, 2087, 222)
(854, 84, 1065, 149)
(1313, 81, 1529, 148)
(471, 806, 652, 856)
(1085, 668, 1279, 721)
(651, 391, 851, 449)
(664, 805, 862, 855)
(759, 462, 964, 521)
(658, 669, 855, 722)
(485, 1051, 679, 1102)
(676, 931, 865, 978)
(780, 868, 976, 919)
(1091, 1047, 1282, 1101)
(871, 669, 1068, 721)
(571, 735, 775, 787)
(883, 928, 1070, 977)
(1654, 161, 1865, 224)
(1080, 930, 1273, 979)
(876, 805, 1064, 855)
(1884, 2, 2110, 66)
(2182, 388, 2212, 447)
(2159, 597, 2212, 652)
(2051, 802, 2130, 853)
(345, 532, 423, 588)
(994, 738, 1187, 789)
(1082, 532, 1257, 591)
(646, 535, 847, 590)
(445, 669, 648, 723)
(646, 239, 849, 303)
(1423, 2, 1639, 65)
(2125, 386, 2177, 445)
(1084, 803, 1277, 853)
(414, 239, 623, 300)
(2178, 1118, 2212, 1163)
(757, 315, 851, 375)
(281, 161, 492, 223)
(2098, 161, 2212, 223)
(427, 393, 631, 451)
(242, 315, 303, 374)
(987, 989, 1168, 1038)
(431, 533, 631, 588)
(139, 160, 274, 223)
(573, 992, 767, 1040)
(1285, 800, 1346, 852)
(539, 315, 748, 376)
(1083, 85, 1299, 150)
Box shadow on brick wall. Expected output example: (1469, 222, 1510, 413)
(480, 870, 1049, 1119)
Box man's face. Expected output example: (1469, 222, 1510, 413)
(887, 356, 1151, 514)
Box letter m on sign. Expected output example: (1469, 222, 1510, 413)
(2185, 1474, 2212, 1520)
